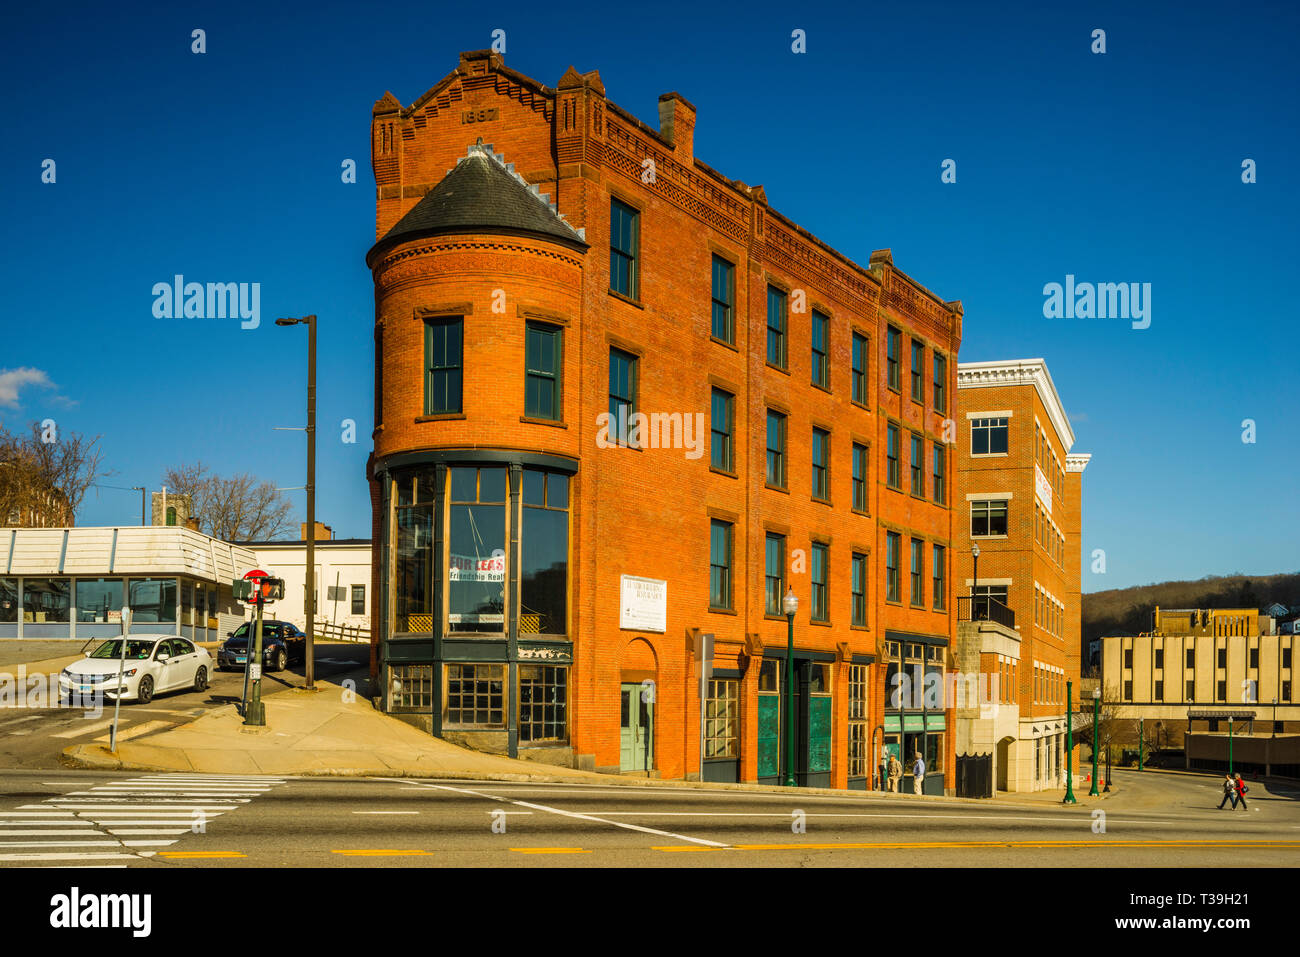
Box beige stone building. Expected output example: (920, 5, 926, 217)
(1101, 607, 1298, 748)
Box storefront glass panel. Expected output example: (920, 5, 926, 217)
(76, 578, 124, 639)
(127, 578, 177, 625)
(23, 578, 71, 636)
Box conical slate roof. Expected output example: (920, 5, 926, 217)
(366, 139, 588, 265)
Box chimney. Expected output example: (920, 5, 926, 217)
(658, 92, 696, 164)
(300, 521, 333, 541)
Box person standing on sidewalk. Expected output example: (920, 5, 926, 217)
(887, 754, 902, 792)
(1234, 773, 1249, 810)
(1217, 774, 1237, 809)
(912, 751, 926, 795)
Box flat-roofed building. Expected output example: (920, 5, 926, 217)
(1101, 606, 1298, 748)
(953, 358, 1090, 792)
(0, 525, 256, 643)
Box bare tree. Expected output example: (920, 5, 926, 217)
(161, 463, 294, 541)
(0, 421, 106, 526)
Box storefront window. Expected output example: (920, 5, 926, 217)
(445, 663, 505, 728)
(519, 664, 568, 743)
(704, 677, 739, 758)
(448, 467, 506, 633)
(0, 578, 17, 637)
(127, 578, 177, 623)
(395, 472, 434, 633)
(23, 579, 71, 633)
(76, 579, 124, 638)
(521, 470, 568, 636)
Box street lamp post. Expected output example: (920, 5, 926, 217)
(1228, 717, 1234, 776)
(971, 544, 980, 619)
(275, 314, 317, 691)
(782, 589, 799, 788)
(1104, 736, 1111, 792)
(1089, 688, 1101, 796)
(1064, 680, 1076, 804)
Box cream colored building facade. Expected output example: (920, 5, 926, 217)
(1101, 607, 1297, 745)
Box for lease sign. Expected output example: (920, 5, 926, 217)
(449, 553, 505, 582)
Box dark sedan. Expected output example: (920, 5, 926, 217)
(217, 620, 307, 672)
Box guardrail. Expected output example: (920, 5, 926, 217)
(312, 619, 371, 643)
(956, 595, 1017, 630)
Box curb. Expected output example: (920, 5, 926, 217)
(59, 742, 1118, 806)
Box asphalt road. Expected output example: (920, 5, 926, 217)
(0, 642, 370, 769)
(0, 767, 1294, 867)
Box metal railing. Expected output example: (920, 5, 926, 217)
(957, 595, 1016, 630)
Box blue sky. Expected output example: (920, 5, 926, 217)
(1, 0, 1296, 592)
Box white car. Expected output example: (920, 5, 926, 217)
(60, 635, 212, 705)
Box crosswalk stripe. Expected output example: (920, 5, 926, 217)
(52, 719, 118, 739)
(91, 721, 177, 743)
(0, 774, 285, 868)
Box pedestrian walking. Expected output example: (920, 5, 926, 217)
(1216, 773, 1237, 809)
(912, 752, 926, 795)
(887, 754, 902, 792)
(1234, 773, 1249, 810)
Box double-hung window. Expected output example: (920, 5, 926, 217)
(767, 286, 787, 369)
(525, 322, 562, 421)
(709, 520, 733, 610)
(886, 424, 901, 489)
(886, 326, 901, 391)
(811, 310, 829, 388)
(766, 410, 786, 487)
(608, 348, 638, 447)
(609, 198, 639, 297)
(711, 255, 734, 343)
(851, 332, 868, 405)
(424, 316, 463, 415)
(711, 388, 734, 472)
(852, 443, 868, 513)
(811, 428, 830, 501)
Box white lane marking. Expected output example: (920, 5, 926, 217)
(103, 829, 190, 836)
(52, 719, 118, 739)
(119, 841, 178, 847)
(91, 721, 175, 743)
(0, 830, 114, 836)
(0, 841, 123, 848)
(0, 812, 78, 818)
(387, 779, 729, 849)
(0, 853, 140, 861)
(352, 811, 420, 815)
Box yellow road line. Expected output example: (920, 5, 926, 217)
(157, 851, 246, 858)
(652, 846, 722, 852)
(331, 849, 431, 856)
(510, 847, 591, 854)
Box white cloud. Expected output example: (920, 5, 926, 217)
(0, 367, 54, 408)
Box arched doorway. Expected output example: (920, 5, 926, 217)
(996, 735, 1014, 791)
(620, 637, 658, 773)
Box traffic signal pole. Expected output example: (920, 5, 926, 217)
(245, 594, 266, 726)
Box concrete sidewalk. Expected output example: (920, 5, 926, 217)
(59, 672, 1121, 807)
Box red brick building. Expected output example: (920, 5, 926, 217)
(954, 359, 1090, 791)
(366, 50, 963, 791)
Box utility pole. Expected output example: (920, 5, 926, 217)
(276, 313, 318, 691)
(132, 487, 145, 526)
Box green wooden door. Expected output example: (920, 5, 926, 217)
(620, 683, 653, 772)
(758, 694, 780, 780)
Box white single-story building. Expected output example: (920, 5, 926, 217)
(0, 526, 257, 643)
(240, 537, 372, 637)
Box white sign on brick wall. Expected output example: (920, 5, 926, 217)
(620, 575, 666, 633)
(1034, 464, 1053, 514)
